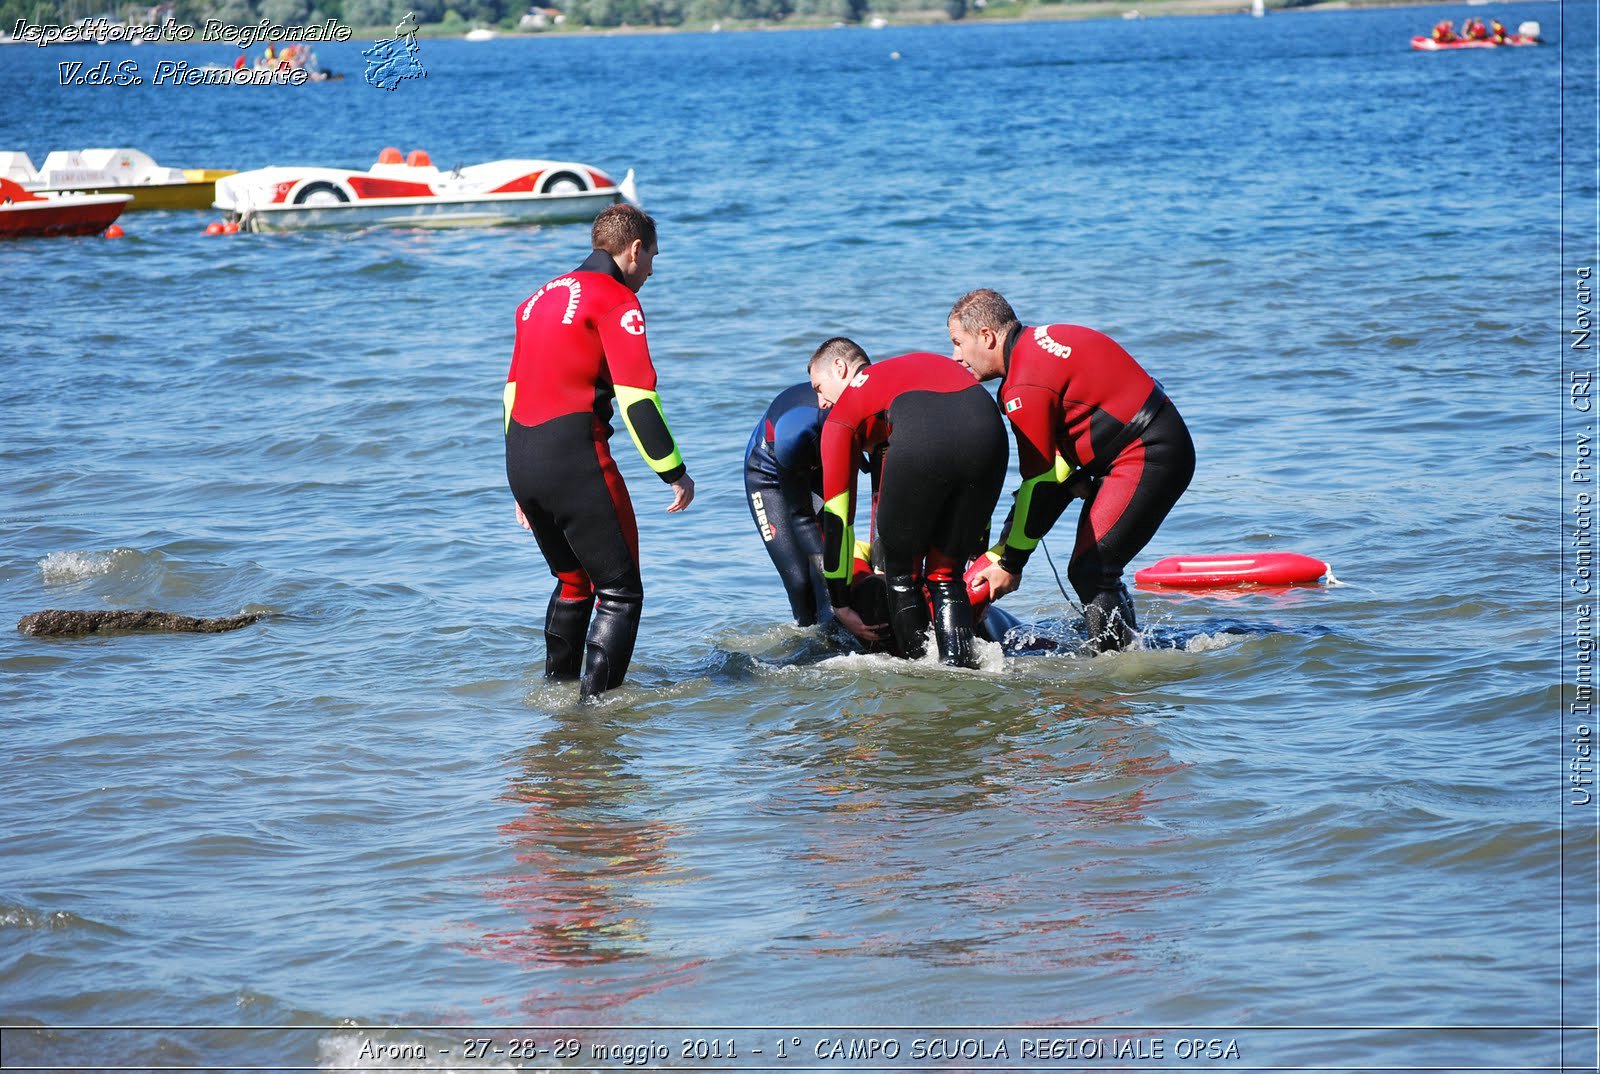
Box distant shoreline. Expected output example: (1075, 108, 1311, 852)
(387, 0, 1535, 38)
(0, 0, 1541, 47)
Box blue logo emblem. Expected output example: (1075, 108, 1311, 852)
(364, 11, 426, 91)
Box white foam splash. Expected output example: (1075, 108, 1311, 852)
(971, 633, 1008, 673)
(0, 907, 69, 930)
(813, 626, 1010, 675)
(37, 549, 139, 584)
(1180, 630, 1251, 653)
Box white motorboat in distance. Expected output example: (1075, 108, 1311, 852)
(213, 147, 638, 233)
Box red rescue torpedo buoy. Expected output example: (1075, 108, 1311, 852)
(965, 556, 996, 619)
(1134, 552, 1329, 588)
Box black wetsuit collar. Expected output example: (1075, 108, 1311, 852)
(1001, 322, 1025, 374)
(577, 248, 628, 285)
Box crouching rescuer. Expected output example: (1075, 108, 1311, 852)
(949, 288, 1193, 652)
(810, 339, 1007, 667)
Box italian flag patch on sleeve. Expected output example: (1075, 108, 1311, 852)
(1005, 397, 1023, 413)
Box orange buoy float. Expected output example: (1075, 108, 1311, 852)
(222, 220, 240, 234)
(1134, 552, 1329, 588)
(204, 221, 224, 235)
(104, 224, 124, 238)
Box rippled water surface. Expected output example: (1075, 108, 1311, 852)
(1, 4, 1592, 1069)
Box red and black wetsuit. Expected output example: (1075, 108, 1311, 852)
(820, 352, 1008, 664)
(993, 323, 1194, 649)
(504, 248, 686, 697)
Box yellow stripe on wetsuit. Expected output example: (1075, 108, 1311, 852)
(1002, 453, 1075, 555)
(613, 384, 685, 477)
(822, 490, 853, 582)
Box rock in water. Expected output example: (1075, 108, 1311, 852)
(16, 609, 264, 637)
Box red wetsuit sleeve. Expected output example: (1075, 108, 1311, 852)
(594, 294, 686, 482)
(1004, 382, 1063, 482)
(595, 294, 656, 391)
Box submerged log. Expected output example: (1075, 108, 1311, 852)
(17, 609, 264, 637)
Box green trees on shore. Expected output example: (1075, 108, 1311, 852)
(6, 0, 986, 33)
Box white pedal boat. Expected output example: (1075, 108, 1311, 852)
(213, 147, 638, 232)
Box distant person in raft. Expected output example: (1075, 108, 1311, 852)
(1431, 19, 1456, 42)
(948, 289, 1195, 653)
(505, 203, 695, 699)
(810, 338, 1008, 667)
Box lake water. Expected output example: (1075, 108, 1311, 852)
(2, 3, 1595, 1070)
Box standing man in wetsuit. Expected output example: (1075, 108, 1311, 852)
(948, 289, 1194, 652)
(810, 338, 1007, 667)
(505, 203, 694, 699)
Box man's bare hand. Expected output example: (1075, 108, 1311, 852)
(667, 474, 695, 513)
(833, 605, 889, 644)
(970, 560, 1021, 601)
(514, 501, 531, 531)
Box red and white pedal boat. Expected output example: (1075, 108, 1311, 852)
(0, 177, 131, 238)
(213, 147, 638, 233)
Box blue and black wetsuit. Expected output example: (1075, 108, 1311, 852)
(744, 383, 831, 627)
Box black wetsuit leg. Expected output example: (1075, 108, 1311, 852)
(873, 386, 1008, 664)
(1067, 405, 1195, 651)
(744, 462, 831, 627)
(521, 489, 591, 680)
(507, 414, 644, 697)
